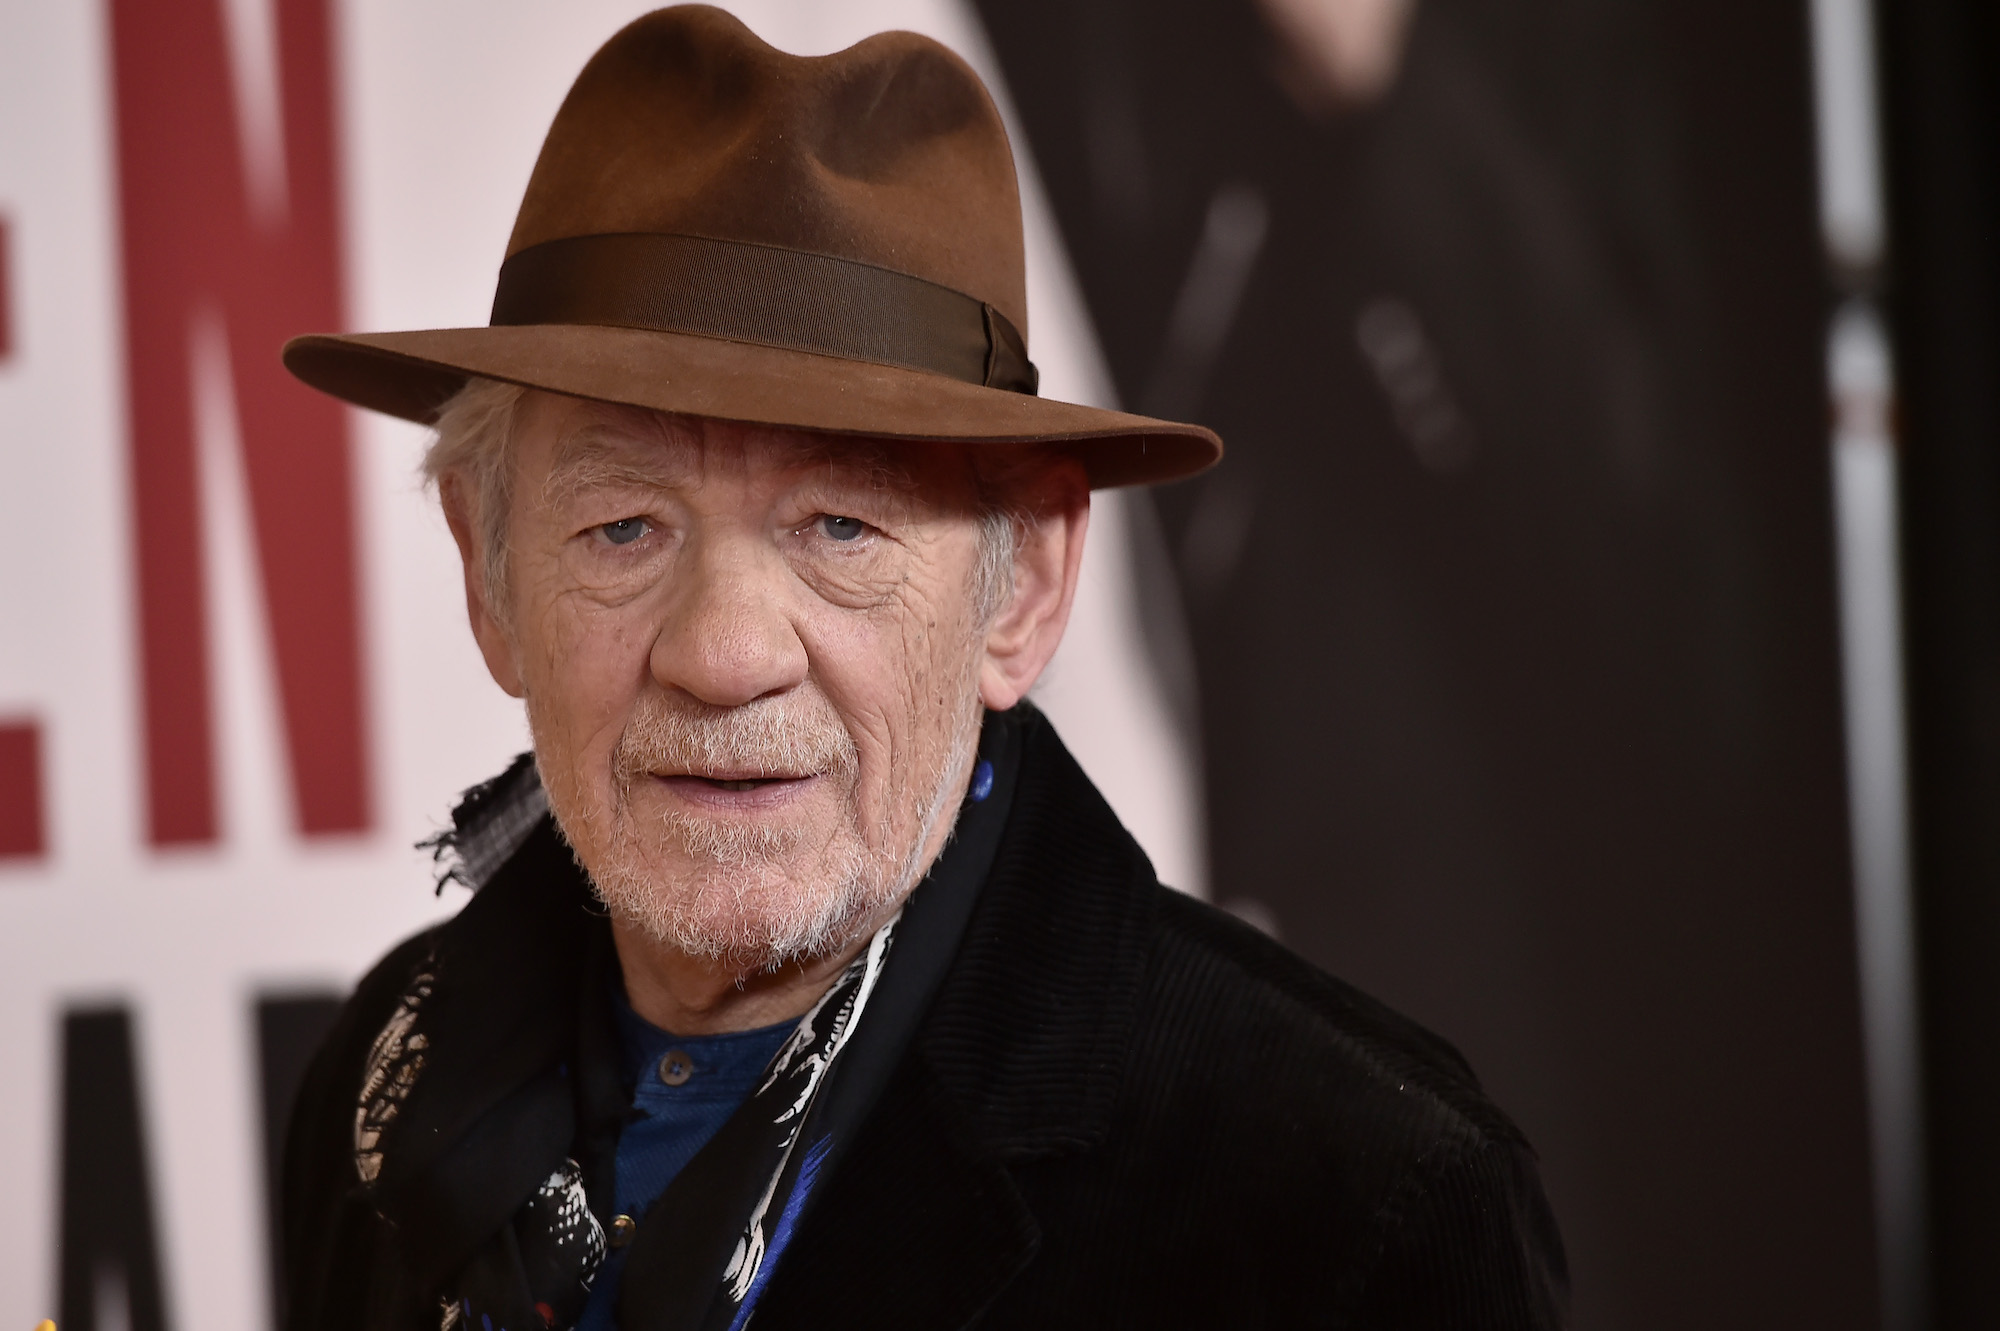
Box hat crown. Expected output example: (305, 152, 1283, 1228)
(507, 5, 1029, 341)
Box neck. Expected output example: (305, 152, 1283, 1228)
(610, 910, 893, 1036)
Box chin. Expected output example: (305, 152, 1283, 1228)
(583, 824, 894, 973)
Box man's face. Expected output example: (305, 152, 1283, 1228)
(493, 390, 994, 971)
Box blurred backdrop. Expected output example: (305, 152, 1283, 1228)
(2, 1, 1995, 1328)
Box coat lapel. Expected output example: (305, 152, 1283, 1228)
(921, 705, 1159, 1160)
(740, 1060, 1042, 1331)
(365, 819, 606, 1293)
(745, 709, 1159, 1328)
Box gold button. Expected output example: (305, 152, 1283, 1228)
(609, 1213, 636, 1248)
(658, 1050, 693, 1086)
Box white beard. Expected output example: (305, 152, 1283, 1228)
(534, 681, 983, 974)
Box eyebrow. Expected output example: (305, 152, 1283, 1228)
(542, 424, 691, 502)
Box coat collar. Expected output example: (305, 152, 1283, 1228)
(746, 707, 1162, 1330)
(364, 822, 603, 1287)
(918, 703, 1159, 1158)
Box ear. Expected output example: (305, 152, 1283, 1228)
(979, 466, 1091, 711)
(440, 473, 525, 698)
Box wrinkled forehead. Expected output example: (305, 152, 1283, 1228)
(529, 395, 972, 503)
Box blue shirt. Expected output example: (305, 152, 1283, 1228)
(574, 998, 797, 1331)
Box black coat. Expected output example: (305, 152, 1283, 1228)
(283, 711, 1568, 1329)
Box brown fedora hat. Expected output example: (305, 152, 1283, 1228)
(283, 5, 1221, 489)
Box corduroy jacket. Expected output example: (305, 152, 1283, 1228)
(282, 709, 1568, 1329)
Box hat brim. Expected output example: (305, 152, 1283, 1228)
(282, 324, 1220, 489)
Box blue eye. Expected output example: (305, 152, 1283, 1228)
(818, 515, 866, 542)
(600, 517, 649, 546)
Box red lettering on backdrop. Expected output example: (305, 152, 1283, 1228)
(0, 215, 13, 360)
(0, 722, 46, 858)
(108, 0, 369, 842)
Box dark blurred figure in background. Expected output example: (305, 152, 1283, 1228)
(975, 0, 1881, 1326)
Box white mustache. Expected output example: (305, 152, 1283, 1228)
(611, 688, 859, 791)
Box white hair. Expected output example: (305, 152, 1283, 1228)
(424, 377, 528, 633)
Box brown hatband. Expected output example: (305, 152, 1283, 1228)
(490, 233, 1040, 395)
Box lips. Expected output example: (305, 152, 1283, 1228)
(668, 769, 812, 786)
(648, 771, 821, 808)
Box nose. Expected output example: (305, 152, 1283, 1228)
(647, 529, 808, 707)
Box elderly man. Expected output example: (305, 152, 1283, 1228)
(280, 8, 1566, 1330)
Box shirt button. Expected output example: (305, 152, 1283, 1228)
(609, 1214, 636, 1248)
(658, 1049, 694, 1086)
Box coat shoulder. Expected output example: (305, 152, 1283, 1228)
(982, 884, 1569, 1326)
(1140, 884, 1528, 1154)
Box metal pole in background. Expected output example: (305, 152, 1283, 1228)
(1809, 0, 1927, 1325)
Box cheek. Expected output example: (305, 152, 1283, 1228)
(805, 575, 983, 796)
(519, 584, 660, 765)
(891, 559, 985, 697)
(800, 607, 906, 756)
